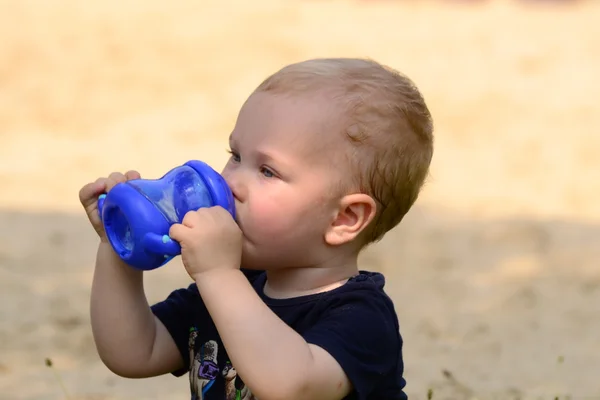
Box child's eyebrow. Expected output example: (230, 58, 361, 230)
(228, 135, 291, 170)
(255, 149, 277, 164)
(255, 149, 291, 171)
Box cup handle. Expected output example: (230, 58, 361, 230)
(142, 232, 182, 257)
(97, 194, 107, 219)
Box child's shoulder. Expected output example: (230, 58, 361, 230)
(282, 271, 405, 398)
(320, 270, 396, 306)
(319, 270, 399, 324)
(344, 270, 391, 292)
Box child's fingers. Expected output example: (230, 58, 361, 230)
(181, 210, 203, 229)
(105, 172, 127, 192)
(108, 172, 127, 182)
(168, 223, 190, 243)
(125, 170, 141, 180)
(79, 179, 107, 208)
(79, 170, 138, 213)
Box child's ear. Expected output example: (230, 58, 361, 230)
(325, 194, 377, 246)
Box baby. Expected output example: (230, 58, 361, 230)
(79, 58, 433, 400)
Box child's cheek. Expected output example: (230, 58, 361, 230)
(252, 200, 290, 237)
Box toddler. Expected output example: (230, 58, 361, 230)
(79, 57, 434, 400)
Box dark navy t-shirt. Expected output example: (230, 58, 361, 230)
(151, 270, 407, 400)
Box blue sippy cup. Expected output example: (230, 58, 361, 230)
(97, 160, 235, 271)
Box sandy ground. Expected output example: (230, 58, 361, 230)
(1, 0, 599, 399)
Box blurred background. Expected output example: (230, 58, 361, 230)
(0, 0, 598, 399)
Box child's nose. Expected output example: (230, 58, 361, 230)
(223, 172, 246, 202)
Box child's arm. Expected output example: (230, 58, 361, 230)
(80, 172, 184, 378)
(196, 269, 352, 400)
(90, 242, 184, 378)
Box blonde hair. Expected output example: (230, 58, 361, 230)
(255, 58, 434, 246)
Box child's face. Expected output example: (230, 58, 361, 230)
(221, 91, 346, 270)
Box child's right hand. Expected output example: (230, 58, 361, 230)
(79, 170, 141, 241)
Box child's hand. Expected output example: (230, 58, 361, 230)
(169, 207, 242, 280)
(79, 170, 141, 241)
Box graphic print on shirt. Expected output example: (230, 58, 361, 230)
(222, 361, 254, 400)
(188, 327, 255, 400)
(189, 327, 219, 399)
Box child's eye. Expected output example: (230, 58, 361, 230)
(260, 167, 275, 178)
(227, 149, 241, 163)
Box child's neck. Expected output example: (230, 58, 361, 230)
(263, 256, 359, 299)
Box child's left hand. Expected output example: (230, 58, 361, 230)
(169, 207, 242, 281)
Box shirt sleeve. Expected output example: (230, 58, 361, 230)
(302, 293, 403, 399)
(151, 283, 203, 376)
